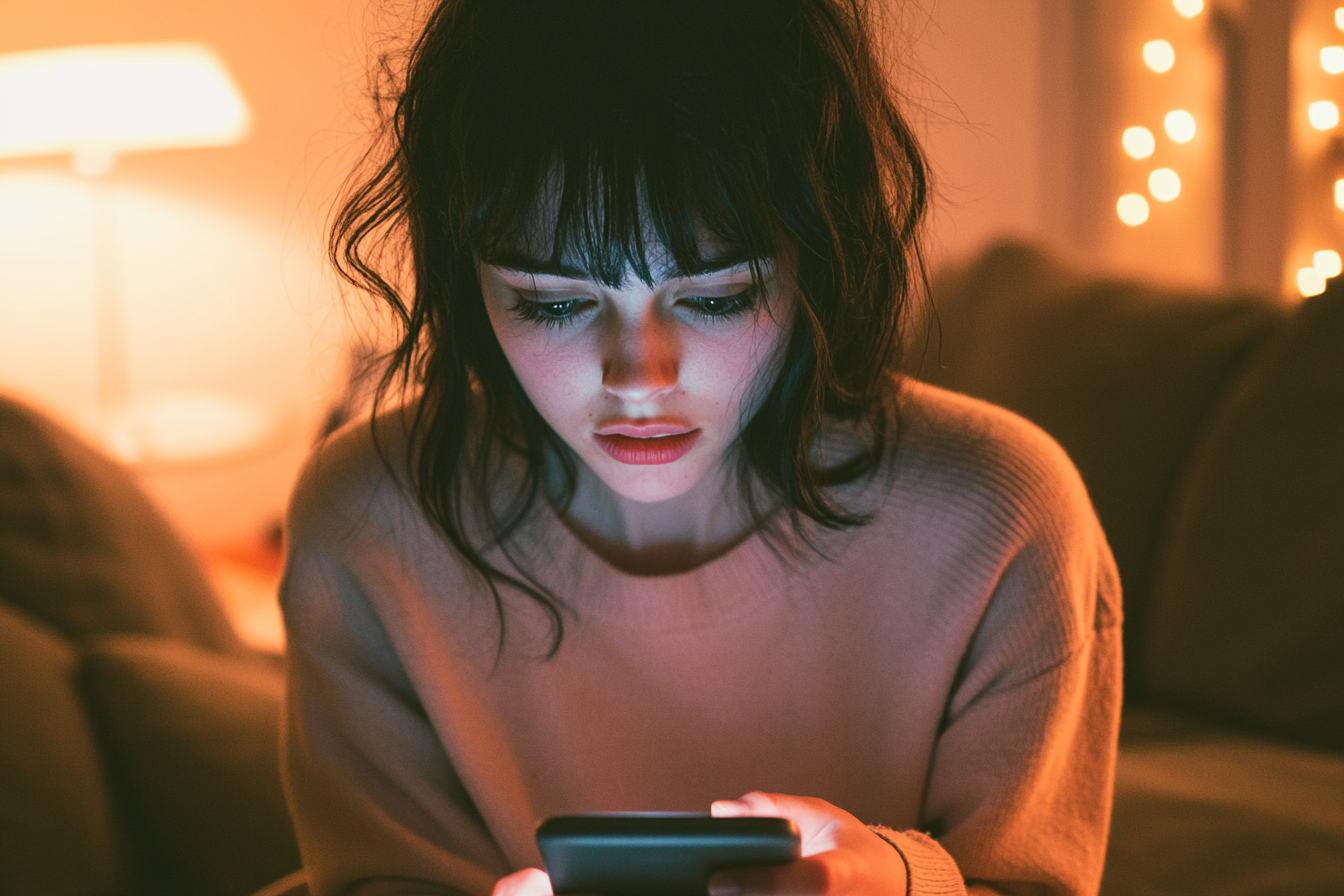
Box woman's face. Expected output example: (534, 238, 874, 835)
(479, 245, 795, 504)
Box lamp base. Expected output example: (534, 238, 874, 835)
(90, 391, 277, 465)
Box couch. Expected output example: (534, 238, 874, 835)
(0, 395, 301, 896)
(1, 240, 1340, 896)
(923, 242, 1344, 896)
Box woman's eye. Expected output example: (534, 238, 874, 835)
(509, 298, 589, 329)
(683, 289, 758, 321)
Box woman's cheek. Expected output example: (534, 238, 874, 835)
(508, 338, 596, 424)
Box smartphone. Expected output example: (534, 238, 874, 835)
(536, 813, 800, 896)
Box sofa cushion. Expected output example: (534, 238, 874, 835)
(1104, 707, 1344, 896)
(0, 602, 137, 896)
(0, 395, 245, 655)
(79, 635, 301, 896)
(923, 242, 1284, 696)
(1143, 283, 1344, 750)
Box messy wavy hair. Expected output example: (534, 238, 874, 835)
(331, 0, 929, 653)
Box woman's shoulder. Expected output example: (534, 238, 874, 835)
(850, 381, 1121, 671)
(886, 378, 1095, 533)
(286, 403, 423, 547)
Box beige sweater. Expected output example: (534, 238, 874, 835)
(280, 383, 1122, 896)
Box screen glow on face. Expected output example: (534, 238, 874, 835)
(478, 248, 794, 504)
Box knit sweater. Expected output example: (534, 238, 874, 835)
(280, 382, 1122, 896)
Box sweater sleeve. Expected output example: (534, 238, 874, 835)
(279, 443, 509, 896)
(874, 397, 1124, 896)
(875, 607, 1121, 896)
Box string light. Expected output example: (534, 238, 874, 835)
(1149, 168, 1182, 201)
(1323, 46, 1344, 74)
(1164, 110, 1197, 143)
(1298, 267, 1328, 297)
(1310, 100, 1340, 129)
(1117, 194, 1150, 226)
(1314, 249, 1343, 278)
(1173, 0, 1204, 16)
(1123, 126, 1156, 159)
(1143, 41, 1176, 73)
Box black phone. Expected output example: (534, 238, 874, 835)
(536, 813, 801, 896)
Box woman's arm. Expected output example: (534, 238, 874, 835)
(280, 443, 509, 896)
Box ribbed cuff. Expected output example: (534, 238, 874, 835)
(869, 826, 966, 896)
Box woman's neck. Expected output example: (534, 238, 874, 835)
(555, 457, 767, 576)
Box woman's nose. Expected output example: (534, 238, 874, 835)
(601, 311, 678, 403)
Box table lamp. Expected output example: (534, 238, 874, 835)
(0, 42, 273, 463)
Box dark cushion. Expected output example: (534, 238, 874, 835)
(0, 395, 244, 655)
(1104, 707, 1344, 896)
(923, 242, 1284, 696)
(0, 602, 137, 896)
(79, 635, 301, 896)
(1143, 282, 1344, 750)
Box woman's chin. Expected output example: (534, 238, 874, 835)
(585, 456, 711, 506)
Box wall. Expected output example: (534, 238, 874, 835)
(905, 0, 1049, 268)
(0, 0, 376, 545)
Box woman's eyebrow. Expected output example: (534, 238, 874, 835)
(485, 250, 762, 281)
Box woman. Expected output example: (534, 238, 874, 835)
(280, 1, 1122, 895)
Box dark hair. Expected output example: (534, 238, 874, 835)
(331, 0, 929, 654)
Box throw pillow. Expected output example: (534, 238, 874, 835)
(0, 395, 245, 654)
(79, 634, 300, 896)
(0, 603, 138, 896)
(1144, 283, 1344, 749)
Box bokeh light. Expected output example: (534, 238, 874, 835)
(1122, 126, 1156, 159)
(1164, 110, 1197, 143)
(1314, 249, 1342, 278)
(1309, 100, 1340, 130)
(1143, 41, 1176, 73)
(1148, 168, 1181, 202)
(1117, 193, 1150, 226)
(1298, 267, 1327, 297)
(1322, 46, 1344, 74)
(1173, 0, 1204, 17)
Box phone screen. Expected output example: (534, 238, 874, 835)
(536, 813, 800, 896)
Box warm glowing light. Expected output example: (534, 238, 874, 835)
(1298, 267, 1327, 297)
(98, 392, 276, 464)
(1314, 249, 1343, 278)
(1323, 46, 1344, 74)
(1122, 126, 1156, 159)
(0, 43, 250, 163)
(1164, 110, 1197, 143)
(1117, 194, 1150, 226)
(1336, 179, 1344, 210)
(1309, 100, 1341, 130)
(1337, 8, 1344, 31)
(1143, 40, 1176, 73)
(1148, 168, 1181, 202)
(1173, 0, 1204, 16)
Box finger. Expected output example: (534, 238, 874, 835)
(492, 867, 553, 896)
(715, 792, 851, 856)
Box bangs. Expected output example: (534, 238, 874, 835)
(471, 144, 780, 288)
(420, 0, 795, 286)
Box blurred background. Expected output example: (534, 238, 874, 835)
(0, 0, 1336, 649)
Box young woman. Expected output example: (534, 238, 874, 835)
(279, 2, 1122, 895)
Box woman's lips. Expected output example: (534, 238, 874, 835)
(594, 428, 700, 465)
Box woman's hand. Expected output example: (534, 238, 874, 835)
(709, 792, 909, 896)
(492, 867, 553, 896)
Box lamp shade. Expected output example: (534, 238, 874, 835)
(0, 42, 250, 161)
